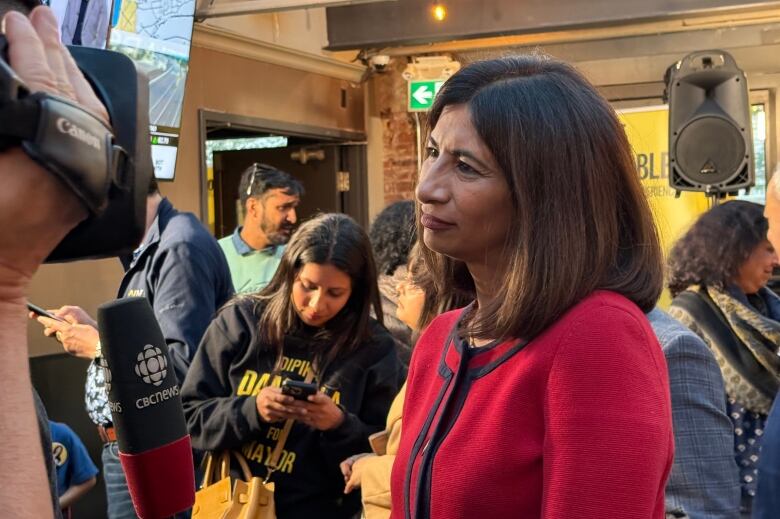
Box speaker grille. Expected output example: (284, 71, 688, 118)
(674, 116, 746, 185)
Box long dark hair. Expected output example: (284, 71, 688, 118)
(406, 242, 473, 332)
(668, 201, 769, 297)
(420, 54, 663, 341)
(253, 213, 383, 374)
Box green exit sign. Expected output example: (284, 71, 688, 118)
(408, 79, 445, 112)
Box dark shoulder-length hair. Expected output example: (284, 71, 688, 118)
(668, 200, 769, 297)
(407, 242, 473, 331)
(253, 213, 383, 373)
(420, 54, 663, 341)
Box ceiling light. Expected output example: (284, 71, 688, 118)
(432, 2, 446, 22)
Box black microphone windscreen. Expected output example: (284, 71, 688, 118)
(97, 297, 188, 454)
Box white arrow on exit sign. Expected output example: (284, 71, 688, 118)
(408, 80, 445, 111)
(412, 85, 434, 105)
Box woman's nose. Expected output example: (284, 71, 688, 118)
(308, 290, 326, 312)
(416, 159, 449, 205)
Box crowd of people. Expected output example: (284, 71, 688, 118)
(3, 3, 780, 519)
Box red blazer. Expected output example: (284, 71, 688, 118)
(390, 291, 673, 519)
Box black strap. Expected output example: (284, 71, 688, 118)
(0, 96, 42, 148)
(0, 35, 37, 150)
(673, 289, 779, 401)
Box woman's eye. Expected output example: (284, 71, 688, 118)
(425, 146, 439, 159)
(456, 161, 480, 176)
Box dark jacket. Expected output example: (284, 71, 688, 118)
(181, 298, 402, 519)
(119, 198, 234, 383)
(84, 198, 234, 427)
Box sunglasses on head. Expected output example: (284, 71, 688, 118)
(245, 163, 277, 197)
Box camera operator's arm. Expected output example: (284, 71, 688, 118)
(0, 7, 107, 518)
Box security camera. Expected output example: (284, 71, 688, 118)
(369, 54, 391, 72)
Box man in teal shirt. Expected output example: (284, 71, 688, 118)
(219, 163, 304, 293)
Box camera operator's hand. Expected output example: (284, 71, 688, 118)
(6, 8, 108, 123)
(0, 7, 108, 293)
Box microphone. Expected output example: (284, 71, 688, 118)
(97, 297, 195, 519)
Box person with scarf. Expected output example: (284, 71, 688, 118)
(668, 200, 780, 517)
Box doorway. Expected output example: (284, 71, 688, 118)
(198, 110, 368, 239)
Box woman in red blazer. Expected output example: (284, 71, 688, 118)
(390, 55, 674, 519)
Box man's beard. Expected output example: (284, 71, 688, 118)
(262, 220, 295, 246)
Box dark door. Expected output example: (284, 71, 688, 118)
(213, 145, 341, 239)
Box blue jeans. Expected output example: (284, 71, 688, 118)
(102, 442, 193, 519)
(102, 443, 138, 519)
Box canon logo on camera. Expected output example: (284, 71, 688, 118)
(55, 117, 101, 150)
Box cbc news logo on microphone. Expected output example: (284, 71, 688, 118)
(134, 344, 168, 386)
(103, 365, 112, 394)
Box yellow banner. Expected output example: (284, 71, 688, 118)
(617, 106, 710, 307)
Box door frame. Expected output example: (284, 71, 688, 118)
(198, 109, 368, 227)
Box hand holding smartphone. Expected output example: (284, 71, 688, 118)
(281, 378, 318, 400)
(27, 302, 65, 322)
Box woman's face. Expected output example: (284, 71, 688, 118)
(733, 239, 779, 295)
(396, 273, 425, 331)
(416, 104, 513, 265)
(292, 262, 353, 327)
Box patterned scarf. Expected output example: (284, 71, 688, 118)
(671, 285, 780, 414)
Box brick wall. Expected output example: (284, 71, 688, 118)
(373, 59, 420, 204)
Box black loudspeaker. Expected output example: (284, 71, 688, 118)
(667, 50, 753, 196)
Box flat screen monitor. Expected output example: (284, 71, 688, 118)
(47, 0, 196, 181)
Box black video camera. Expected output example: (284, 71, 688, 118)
(0, 36, 151, 262)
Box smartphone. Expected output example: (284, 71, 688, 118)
(281, 379, 318, 400)
(27, 302, 65, 322)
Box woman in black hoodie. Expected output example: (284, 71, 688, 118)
(181, 213, 403, 519)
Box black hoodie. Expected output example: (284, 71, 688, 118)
(181, 298, 403, 519)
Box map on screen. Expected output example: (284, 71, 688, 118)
(109, 0, 197, 180)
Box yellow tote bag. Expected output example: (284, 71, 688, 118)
(192, 450, 277, 519)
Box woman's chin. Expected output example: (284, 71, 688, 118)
(423, 232, 460, 259)
(296, 311, 329, 327)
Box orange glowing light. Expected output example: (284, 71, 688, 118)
(432, 3, 446, 21)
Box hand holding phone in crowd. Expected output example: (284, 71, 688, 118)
(29, 304, 100, 359)
(255, 379, 345, 430)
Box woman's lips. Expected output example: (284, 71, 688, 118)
(421, 213, 455, 231)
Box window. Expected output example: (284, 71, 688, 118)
(738, 91, 771, 204)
